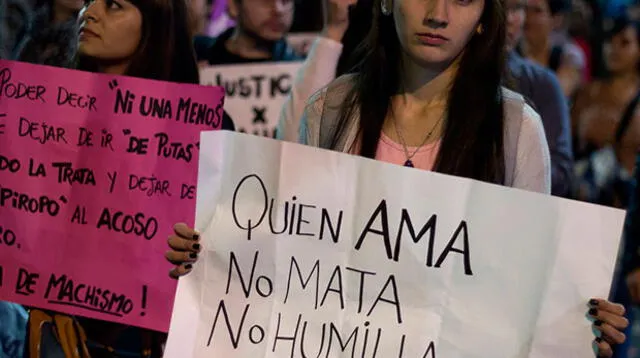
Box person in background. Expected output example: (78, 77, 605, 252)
(194, 0, 299, 65)
(168, 0, 627, 355)
(278, 0, 573, 197)
(277, 0, 357, 141)
(0, 302, 28, 357)
(520, 0, 586, 98)
(568, 0, 592, 81)
(74, 0, 204, 352)
(24, 0, 234, 354)
(506, 0, 573, 197)
(14, 0, 82, 66)
(571, 16, 640, 207)
(0, 0, 31, 59)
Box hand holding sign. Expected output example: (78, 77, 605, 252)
(0, 60, 224, 332)
(588, 298, 628, 357)
(166, 223, 201, 278)
(166, 132, 628, 357)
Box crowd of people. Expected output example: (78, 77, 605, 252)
(2, 0, 640, 357)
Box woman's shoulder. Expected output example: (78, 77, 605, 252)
(501, 87, 547, 153)
(301, 74, 357, 147)
(304, 73, 356, 129)
(501, 87, 551, 194)
(306, 74, 357, 108)
(501, 86, 543, 130)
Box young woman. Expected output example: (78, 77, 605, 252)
(167, 0, 626, 356)
(74, 0, 201, 354)
(572, 17, 640, 207)
(25, 0, 233, 356)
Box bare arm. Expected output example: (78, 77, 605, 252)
(276, 37, 343, 142)
(276, 0, 357, 142)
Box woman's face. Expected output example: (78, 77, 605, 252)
(77, 0, 143, 64)
(393, 0, 485, 69)
(605, 26, 640, 74)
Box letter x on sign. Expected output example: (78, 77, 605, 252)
(252, 107, 267, 124)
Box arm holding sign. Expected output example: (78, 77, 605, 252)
(276, 0, 356, 142)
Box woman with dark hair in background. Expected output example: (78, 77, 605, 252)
(572, 16, 640, 207)
(14, 0, 82, 66)
(77, 0, 197, 82)
(169, 0, 627, 355)
(32, 0, 201, 353)
(25, 0, 233, 355)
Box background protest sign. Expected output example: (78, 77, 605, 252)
(200, 62, 302, 137)
(165, 131, 624, 357)
(0, 60, 224, 332)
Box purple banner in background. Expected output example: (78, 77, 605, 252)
(207, 0, 234, 37)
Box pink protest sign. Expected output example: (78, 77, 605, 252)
(0, 60, 224, 332)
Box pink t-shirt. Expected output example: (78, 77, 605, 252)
(351, 132, 441, 171)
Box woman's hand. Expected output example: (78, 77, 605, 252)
(166, 223, 200, 279)
(589, 298, 629, 357)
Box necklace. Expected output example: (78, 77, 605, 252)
(391, 113, 443, 168)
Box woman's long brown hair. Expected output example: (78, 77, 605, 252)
(333, 0, 507, 185)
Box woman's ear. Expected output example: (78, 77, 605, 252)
(226, 0, 239, 20)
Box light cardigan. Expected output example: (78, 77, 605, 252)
(277, 38, 551, 194)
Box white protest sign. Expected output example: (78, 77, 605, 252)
(165, 131, 624, 358)
(200, 62, 303, 137)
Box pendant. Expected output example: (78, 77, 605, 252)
(404, 160, 414, 167)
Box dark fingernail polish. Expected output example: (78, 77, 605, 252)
(189, 252, 198, 259)
(590, 299, 599, 306)
(595, 337, 603, 343)
(589, 308, 598, 316)
(185, 264, 193, 270)
(193, 234, 200, 241)
(594, 320, 603, 326)
(193, 243, 200, 250)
